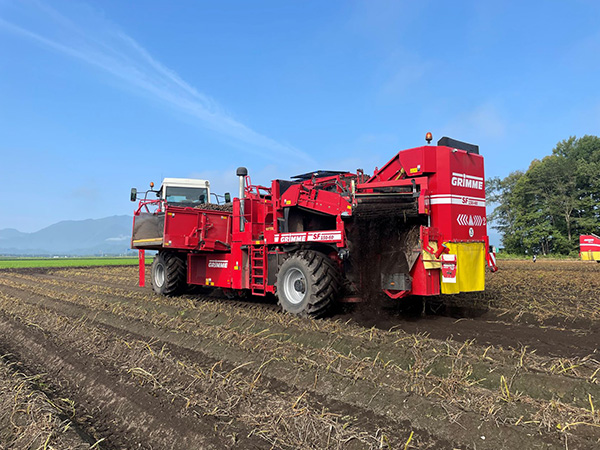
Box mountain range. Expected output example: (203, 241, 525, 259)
(0, 216, 136, 256)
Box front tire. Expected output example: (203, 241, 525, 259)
(276, 251, 341, 318)
(151, 251, 187, 296)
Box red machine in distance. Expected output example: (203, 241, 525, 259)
(131, 135, 498, 317)
(580, 234, 600, 262)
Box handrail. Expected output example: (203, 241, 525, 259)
(135, 199, 162, 215)
(244, 175, 271, 197)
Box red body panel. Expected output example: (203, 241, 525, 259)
(428, 148, 487, 241)
(409, 256, 441, 296)
(580, 234, 600, 252)
(163, 207, 232, 251)
(188, 253, 239, 288)
(580, 235, 600, 261)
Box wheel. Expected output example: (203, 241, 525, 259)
(151, 251, 187, 296)
(276, 251, 341, 318)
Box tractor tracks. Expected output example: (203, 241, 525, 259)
(3, 268, 598, 359)
(0, 267, 599, 449)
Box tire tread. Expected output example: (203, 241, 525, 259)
(277, 250, 341, 318)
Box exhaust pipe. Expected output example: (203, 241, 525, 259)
(236, 167, 248, 232)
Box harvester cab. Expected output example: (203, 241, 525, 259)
(159, 178, 211, 207)
(130, 178, 211, 207)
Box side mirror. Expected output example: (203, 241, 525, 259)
(224, 192, 231, 203)
(130, 188, 137, 202)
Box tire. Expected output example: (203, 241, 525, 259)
(276, 251, 341, 318)
(151, 251, 187, 296)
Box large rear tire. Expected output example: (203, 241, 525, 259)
(276, 251, 341, 318)
(151, 251, 187, 296)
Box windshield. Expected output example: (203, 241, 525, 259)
(165, 186, 208, 206)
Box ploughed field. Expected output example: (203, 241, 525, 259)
(0, 261, 598, 449)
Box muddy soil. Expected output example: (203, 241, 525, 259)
(0, 261, 598, 449)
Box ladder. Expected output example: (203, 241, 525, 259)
(250, 244, 267, 295)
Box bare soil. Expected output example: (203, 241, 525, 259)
(0, 260, 598, 449)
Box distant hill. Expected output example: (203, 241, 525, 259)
(0, 216, 136, 256)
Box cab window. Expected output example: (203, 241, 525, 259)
(165, 187, 208, 205)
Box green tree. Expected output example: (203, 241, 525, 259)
(488, 135, 600, 255)
(487, 171, 525, 253)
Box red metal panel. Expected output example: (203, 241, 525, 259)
(163, 206, 232, 251)
(428, 147, 487, 242)
(138, 249, 145, 287)
(409, 256, 440, 296)
(188, 253, 206, 285)
(279, 180, 353, 217)
(363, 145, 488, 245)
(580, 235, 600, 252)
(188, 253, 237, 288)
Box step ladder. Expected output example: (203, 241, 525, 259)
(250, 244, 267, 295)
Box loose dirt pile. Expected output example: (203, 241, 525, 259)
(195, 203, 233, 212)
(346, 216, 421, 299)
(0, 261, 598, 449)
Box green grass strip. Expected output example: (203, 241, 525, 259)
(0, 257, 151, 269)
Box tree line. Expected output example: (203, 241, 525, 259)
(487, 135, 600, 255)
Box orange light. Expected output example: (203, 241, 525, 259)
(425, 132, 433, 144)
(150, 182, 154, 188)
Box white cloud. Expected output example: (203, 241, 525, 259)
(347, 0, 426, 42)
(105, 235, 128, 242)
(377, 52, 435, 98)
(0, 1, 313, 164)
(439, 103, 507, 142)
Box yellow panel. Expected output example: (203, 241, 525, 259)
(581, 251, 600, 261)
(422, 241, 442, 269)
(441, 242, 486, 294)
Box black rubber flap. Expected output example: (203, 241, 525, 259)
(437, 137, 479, 154)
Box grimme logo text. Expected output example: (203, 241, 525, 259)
(451, 172, 483, 190)
(208, 260, 228, 268)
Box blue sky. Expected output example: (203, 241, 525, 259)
(1, 0, 599, 239)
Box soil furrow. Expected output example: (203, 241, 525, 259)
(1, 283, 597, 449)
(4, 269, 598, 361)
(1, 263, 599, 449)
(0, 290, 453, 449)
(1, 277, 598, 393)
(0, 312, 265, 450)
(0, 355, 93, 449)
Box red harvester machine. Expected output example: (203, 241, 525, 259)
(131, 135, 498, 317)
(580, 234, 600, 262)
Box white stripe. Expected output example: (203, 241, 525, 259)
(430, 194, 486, 201)
(451, 172, 484, 181)
(430, 196, 486, 207)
